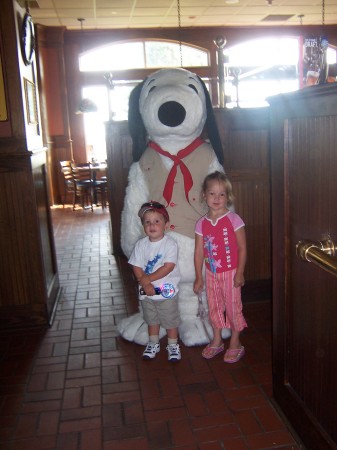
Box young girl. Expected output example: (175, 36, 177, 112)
(194, 171, 247, 363)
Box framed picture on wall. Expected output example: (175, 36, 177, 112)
(21, 13, 35, 66)
(24, 78, 38, 124)
(0, 55, 7, 121)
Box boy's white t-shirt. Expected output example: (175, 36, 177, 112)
(129, 234, 181, 300)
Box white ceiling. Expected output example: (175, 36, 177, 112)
(24, 0, 337, 30)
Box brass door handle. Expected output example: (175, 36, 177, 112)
(296, 239, 337, 277)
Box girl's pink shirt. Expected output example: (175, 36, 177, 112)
(195, 211, 245, 273)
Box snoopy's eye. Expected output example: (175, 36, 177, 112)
(188, 84, 198, 94)
(149, 86, 156, 93)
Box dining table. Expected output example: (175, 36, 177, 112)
(90, 162, 107, 181)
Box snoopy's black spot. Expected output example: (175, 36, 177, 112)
(158, 101, 186, 127)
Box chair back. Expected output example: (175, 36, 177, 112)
(59, 161, 75, 207)
(70, 163, 93, 210)
(60, 160, 74, 188)
(71, 163, 91, 184)
(60, 160, 72, 169)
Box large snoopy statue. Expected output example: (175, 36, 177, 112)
(117, 67, 231, 346)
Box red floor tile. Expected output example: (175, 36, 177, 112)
(0, 207, 304, 449)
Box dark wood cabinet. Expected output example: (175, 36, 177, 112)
(269, 83, 337, 449)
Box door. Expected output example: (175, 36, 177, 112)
(269, 84, 337, 450)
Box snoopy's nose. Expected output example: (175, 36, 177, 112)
(158, 101, 186, 127)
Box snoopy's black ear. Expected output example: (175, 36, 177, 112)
(197, 76, 224, 166)
(128, 80, 147, 162)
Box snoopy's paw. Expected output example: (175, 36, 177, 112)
(117, 312, 166, 345)
(179, 318, 212, 346)
(179, 318, 231, 346)
(221, 328, 231, 339)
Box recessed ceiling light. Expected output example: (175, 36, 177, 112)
(225, 0, 239, 3)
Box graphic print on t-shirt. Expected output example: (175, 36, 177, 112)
(144, 254, 162, 274)
(196, 212, 244, 274)
(223, 226, 232, 269)
(203, 235, 222, 273)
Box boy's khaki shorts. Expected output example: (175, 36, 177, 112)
(141, 296, 181, 329)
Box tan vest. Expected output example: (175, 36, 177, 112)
(139, 142, 216, 239)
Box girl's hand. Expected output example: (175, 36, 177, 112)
(234, 272, 245, 288)
(193, 279, 204, 294)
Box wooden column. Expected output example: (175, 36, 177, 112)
(0, 0, 60, 329)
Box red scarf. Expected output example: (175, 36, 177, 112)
(149, 137, 204, 205)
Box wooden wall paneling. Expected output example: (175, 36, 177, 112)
(105, 120, 133, 255)
(0, 151, 59, 328)
(50, 136, 74, 205)
(37, 25, 69, 138)
(63, 38, 86, 163)
(31, 150, 60, 321)
(35, 25, 72, 205)
(214, 108, 271, 284)
(231, 173, 271, 281)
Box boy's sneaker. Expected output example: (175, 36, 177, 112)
(166, 343, 181, 362)
(142, 342, 160, 360)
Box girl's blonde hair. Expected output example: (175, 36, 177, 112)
(202, 171, 235, 207)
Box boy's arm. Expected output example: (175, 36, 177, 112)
(193, 233, 204, 294)
(132, 265, 155, 296)
(133, 262, 176, 296)
(132, 265, 145, 284)
(234, 226, 247, 288)
(138, 262, 175, 287)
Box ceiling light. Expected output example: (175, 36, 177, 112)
(75, 99, 98, 114)
(225, 0, 239, 4)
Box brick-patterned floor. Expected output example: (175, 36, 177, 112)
(0, 206, 304, 449)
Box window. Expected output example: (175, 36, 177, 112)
(79, 40, 209, 161)
(82, 86, 109, 162)
(223, 38, 337, 108)
(223, 38, 300, 108)
(79, 40, 209, 72)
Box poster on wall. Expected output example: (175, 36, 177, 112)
(303, 36, 328, 86)
(0, 55, 7, 121)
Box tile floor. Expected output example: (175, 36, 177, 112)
(0, 206, 304, 450)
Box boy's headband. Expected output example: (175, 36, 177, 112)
(138, 201, 169, 222)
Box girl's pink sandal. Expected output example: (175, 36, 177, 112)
(202, 343, 224, 359)
(224, 346, 245, 363)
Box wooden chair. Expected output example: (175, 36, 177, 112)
(71, 163, 93, 210)
(60, 160, 75, 207)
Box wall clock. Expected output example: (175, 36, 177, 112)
(21, 13, 35, 65)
